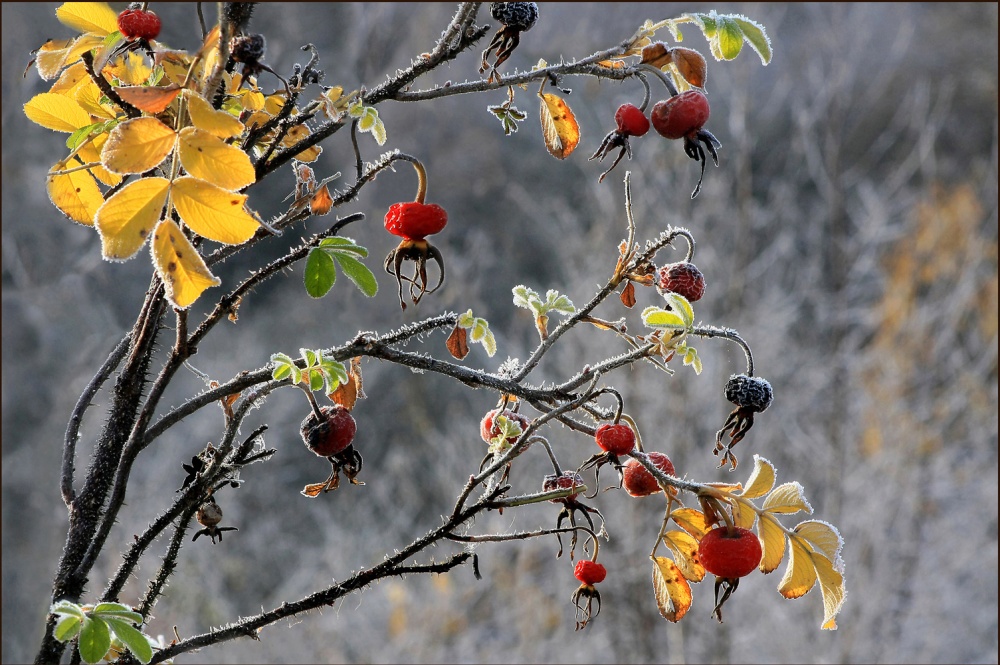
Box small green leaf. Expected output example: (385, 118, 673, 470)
(457, 309, 476, 328)
(78, 616, 112, 665)
(545, 290, 576, 314)
(307, 369, 325, 392)
(51, 600, 86, 619)
(92, 603, 142, 623)
(642, 306, 687, 330)
(304, 248, 336, 298)
(663, 293, 694, 327)
(347, 100, 364, 118)
(302, 348, 318, 367)
(66, 123, 100, 151)
(103, 618, 153, 664)
(270, 352, 296, 381)
(512, 285, 535, 309)
(370, 118, 387, 145)
(480, 328, 497, 357)
(319, 236, 368, 256)
(716, 16, 744, 60)
(470, 318, 489, 342)
(357, 107, 378, 132)
(732, 15, 772, 64)
(332, 253, 378, 297)
(54, 615, 83, 642)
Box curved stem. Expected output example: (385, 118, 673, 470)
(636, 63, 678, 98)
(619, 413, 643, 452)
(394, 153, 429, 203)
(691, 325, 754, 376)
(296, 383, 324, 420)
(635, 72, 651, 112)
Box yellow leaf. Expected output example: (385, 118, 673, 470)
(279, 125, 322, 162)
(34, 38, 74, 80)
(662, 530, 706, 582)
(55, 2, 119, 36)
(47, 166, 104, 226)
(79, 134, 123, 187)
(24, 93, 91, 133)
(75, 82, 117, 120)
(738, 454, 776, 499)
(105, 52, 152, 87)
(49, 61, 89, 96)
(157, 50, 196, 87)
(651, 556, 692, 622)
(762, 482, 814, 515)
(185, 91, 244, 139)
(151, 219, 221, 309)
(794, 520, 844, 563)
(241, 90, 265, 112)
(66, 33, 106, 66)
(178, 127, 255, 191)
(171, 177, 260, 245)
(757, 513, 787, 574)
(732, 498, 757, 529)
(265, 94, 288, 115)
(777, 536, 817, 599)
(813, 547, 847, 630)
(670, 507, 710, 538)
(94, 177, 170, 260)
(114, 84, 182, 114)
(101, 117, 176, 174)
(538, 92, 580, 159)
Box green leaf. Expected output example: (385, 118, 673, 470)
(732, 15, 772, 64)
(545, 290, 576, 314)
(512, 285, 536, 309)
(663, 293, 694, 327)
(66, 123, 101, 151)
(103, 618, 153, 664)
(457, 309, 476, 328)
(370, 118, 387, 145)
(480, 328, 497, 357)
(641, 306, 687, 330)
(319, 236, 368, 256)
(357, 107, 378, 132)
(471, 318, 489, 342)
(51, 600, 86, 619)
(78, 617, 112, 665)
(305, 248, 336, 298)
(270, 352, 295, 381)
(332, 253, 378, 297)
(307, 368, 325, 392)
(302, 348, 318, 367)
(683, 346, 703, 374)
(54, 615, 83, 642)
(92, 603, 142, 623)
(716, 16, 744, 60)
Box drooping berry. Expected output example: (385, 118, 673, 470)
(594, 423, 636, 456)
(615, 103, 650, 137)
(543, 471, 585, 502)
(725, 374, 773, 413)
(698, 526, 762, 578)
(622, 452, 675, 497)
(300, 405, 357, 457)
(651, 90, 711, 140)
(117, 6, 161, 41)
(384, 202, 448, 241)
(573, 559, 607, 586)
(657, 261, 706, 302)
(480, 408, 531, 445)
(230, 33, 266, 64)
(490, 2, 539, 32)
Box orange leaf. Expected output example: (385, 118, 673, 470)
(446, 326, 470, 360)
(114, 84, 182, 114)
(329, 357, 364, 411)
(101, 117, 176, 174)
(671, 47, 707, 89)
(671, 507, 711, 538)
(641, 42, 672, 69)
(538, 92, 580, 160)
(620, 281, 637, 308)
(652, 556, 693, 622)
(309, 183, 334, 215)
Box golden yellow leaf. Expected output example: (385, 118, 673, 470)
(94, 177, 170, 260)
(101, 117, 176, 174)
(156, 49, 196, 87)
(762, 481, 814, 515)
(813, 547, 846, 630)
(757, 513, 787, 574)
(738, 454, 776, 499)
(794, 520, 844, 563)
(777, 536, 817, 599)
(279, 125, 322, 162)
(197, 25, 223, 84)
(47, 166, 104, 226)
(23, 93, 91, 133)
(732, 499, 757, 529)
(185, 91, 244, 139)
(114, 84, 182, 114)
(105, 52, 153, 87)
(78, 135, 122, 187)
(171, 177, 260, 245)
(177, 127, 255, 191)
(55, 1, 119, 36)
(538, 92, 580, 160)
(662, 530, 706, 582)
(264, 94, 287, 115)
(34, 38, 74, 80)
(241, 90, 265, 112)
(49, 61, 89, 96)
(670, 507, 710, 538)
(75, 82, 117, 119)
(66, 33, 106, 66)
(244, 111, 271, 132)
(151, 219, 221, 309)
(651, 556, 692, 622)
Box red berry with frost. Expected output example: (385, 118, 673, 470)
(594, 423, 635, 456)
(622, 452, 675, 497)
(651, 90, 710, 140)
(117, 6, 161, 41)
(300, 405, 357, 457)
(657, 261, 706, 302)
(614, 104, 650, 137)
(480, 408, 530, 445)
(543, 471, 585, 502)
(698, 526, 762, 578)
(384, 202, 448, 241)
(573, 559, 607, 586)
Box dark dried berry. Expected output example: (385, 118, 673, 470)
(724, 374, 773, 413)
(490, 2, 539, 32)
(230, 33, 265, 63)
(657, 261, 706, 302)
(301, 405, 357, 457)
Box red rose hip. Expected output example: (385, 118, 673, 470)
(651, 90, 710, 140)
(622, 452, 675, 497)
(594, 423, 636, 456)
(698, 526, 762, 578)
(300, 405, 357, 457)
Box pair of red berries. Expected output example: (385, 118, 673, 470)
(117, 6, 161, 42)
(592, 423, 678, 498)
(612, 90, 711, 141)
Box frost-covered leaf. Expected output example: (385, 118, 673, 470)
(652, 556, 692, 622)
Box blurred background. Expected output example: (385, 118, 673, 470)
(3, 3, 997, 663)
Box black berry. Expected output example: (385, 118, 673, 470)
(490, 2, 539, 32)
(724, 374, 773, 413)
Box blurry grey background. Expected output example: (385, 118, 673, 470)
(3, 3, 997, 663)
